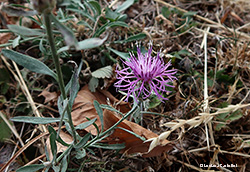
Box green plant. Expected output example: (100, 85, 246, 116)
(0, 0, 144, 171)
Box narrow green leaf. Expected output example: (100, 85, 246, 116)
(60, 145, 72, 172)
(99, 104, 124, 116)
(44, 167, 50, 172)
(93, 100, 104, 132)
(113, 33, 147, 44)
(93, 21, 128, 37)
(117, 127, 146, 141)
(0, 114, 12, 142)
(48, 126, 70, 147)
(7, 25, 43, 36)
(50, 14, 78, 49)
(61, 154, 68, 172)
(74, 133, 91, 149)
(39, 38, 46, 54)
(58, 35, 107, 53)
(66, 7, 95, 22)
(2, 5, 37, 17)
(105, 8, 120, 21)
(107, 47, 129, 61)
(227, 111, 243, 121)
(91, 143, 125, 149)
(12, 35, 21, 48)
(126, 33, 147, 42)
(88, 77, 99, 92)
(77, 35, 108, 50)
(57, 97, 69, 120)
(11, 116, 61, 124)
(50, 132, 57, 161)
(45, 144, 50, 161)
(92, 65, 113, 79)
(58, 0, 71, 6)
(16, 164, 45, 172)
(89, 1, 101, 16)
(109, 21, 129, 28)
(57, 46, 68, 53)
(116, 0, 134, 13)
(183, 11, 197, 17)
(2, 49, 57, 80)
(75, 118, 97, 130)
(0, 36, 38, 48)
(52, 165, 60, 172)
(92, 121, 100, 135)
(68, 60, 83, 109)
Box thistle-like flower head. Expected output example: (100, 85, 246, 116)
(114, 46, 177, 102)
(31, 0, 56, 14)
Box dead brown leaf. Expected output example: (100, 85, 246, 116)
(38, 90, 58, 104)
(103, 109, 173, 157)
(0, 33, 12, 51)
(71, 85, 130, 135)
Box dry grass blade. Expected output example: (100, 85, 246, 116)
(203, 27, 215, 151)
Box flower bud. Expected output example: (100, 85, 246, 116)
(31, 0, 56, 14)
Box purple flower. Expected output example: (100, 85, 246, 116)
(114, 46, 177, 102)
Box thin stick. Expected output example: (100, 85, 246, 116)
(24, 154, 46, 166)
(220, 150, 250, 158)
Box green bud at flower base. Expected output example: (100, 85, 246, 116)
(31, 0, 56, 14)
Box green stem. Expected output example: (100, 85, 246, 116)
(56, 144, 73, 163)
(83, 105, 138, 148)
(43, 13, 77, 144)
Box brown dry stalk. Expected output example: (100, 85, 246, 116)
(24, 154, 46, 166)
